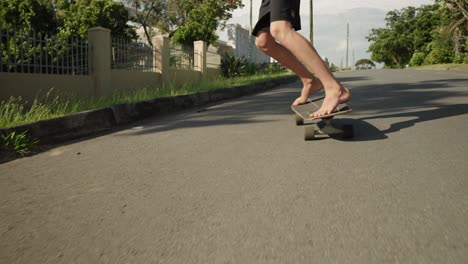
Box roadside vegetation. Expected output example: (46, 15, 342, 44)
(0, 71, 292, 129)
(411, 63, 468, 70)
(0, 71, 291, 156)
(367, 0, 467, 68)
(0, 0, 272, 157)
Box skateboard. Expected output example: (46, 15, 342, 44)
(291, 96, 354, 140)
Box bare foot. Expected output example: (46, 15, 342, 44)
(292, 96, 309, 106)
(310, 86, 351, 118)
(292, 78, 323, 106)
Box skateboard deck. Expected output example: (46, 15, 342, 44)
(290, 96, 352, 121)
(291, 96, 354, 140)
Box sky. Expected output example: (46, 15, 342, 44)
(218, 0, 434, 67)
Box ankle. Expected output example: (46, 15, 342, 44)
(300, 77, 314, 87)
(324, 83, 342, 94)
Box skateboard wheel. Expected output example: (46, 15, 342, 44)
(295, 115, 304, 126)
(304, 126, 315, 141)
(342, 125, 354, 139)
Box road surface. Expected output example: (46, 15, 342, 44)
(1, 69, 468, 263)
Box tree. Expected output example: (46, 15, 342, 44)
(368, 1, 467, 67)
(435, 0, 468, 58)
(367, 7, 419, 68)
(0, 0, 58, 32)
(1, 0, 137, 73)
(124, 0, 242, 47)
(123, 0, 170, 47)
(58, 0, 136, 40)
(0, 0, 60, 73)
(177, 0, 242, 45)
(355, 59, 376, 70)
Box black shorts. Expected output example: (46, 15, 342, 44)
(252, 0, 301, 37)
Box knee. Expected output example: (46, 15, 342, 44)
(270, 24, 292, 42)
(255, 33, 273, 51)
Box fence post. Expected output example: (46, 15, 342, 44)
(88, 27, 111, 98)
(153, 36, 170, 83)
(194, 41, 207, 74)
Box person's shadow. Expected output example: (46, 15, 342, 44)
(360, 104, 468, 135)
(327, 76, 468, 141)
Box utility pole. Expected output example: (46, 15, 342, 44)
(249, 0, 253, 63)
(346, 23, 349, 69)
(352, 49, 355, 70)
(310, 0, 313, 44)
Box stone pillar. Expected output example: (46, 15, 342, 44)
(88, 27, 111, 98)
(153, 36, 170, 83)
(194, 41, 207, 74)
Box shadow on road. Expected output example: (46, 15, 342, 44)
(125, 75, 468, 141)
(3, 73, 467, 163)
(329, 118, 388, 142)
(351, 78, 468, 114)
(121, 75, 371, 136)
(351, 77, 468, 136)
(360, 104, 468, 135)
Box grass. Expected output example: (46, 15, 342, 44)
(411, 63, 468, 70)
(0, 72, 293, 129)
(1, 130, 39, 156)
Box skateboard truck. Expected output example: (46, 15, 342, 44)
(295, 116, 354, 140)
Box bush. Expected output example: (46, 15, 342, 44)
(1, 131, 39, 156)
(220, 54, 284, 78)
(424, 47, 453, 65)
(410, 52, 426, 66)
(257, 62, 285, 74)
(220, 54, 248, 78)
(453, 53, 468, 64)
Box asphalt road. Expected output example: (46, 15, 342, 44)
(1, 69, 468, 263)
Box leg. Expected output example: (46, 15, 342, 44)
(270, 21, 351, 117)
(255, 31, 323, 105)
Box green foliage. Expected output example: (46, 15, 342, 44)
(219, 53, 288, 78)
(412, 4, 441, 52)
(367, 1, 467, 67)
(123, 0, 242, 46)
(1, 0, 137, 74)
(424, 47, 454, 64)
(355, 59, 376, 69)
(0, 93, 70, 129)
(453, 53, 468, 64)
(0, 73, 292, 129)
(424, 27, 454, 64)
(220, 54, 248, 78)
(0, 0, 58, 32)
(367, 6, 422, 68)
(323, 57, 338, 72)
(329, 63, 339, 72)
(0, 0, 136, 40)
(170, 0, 242, 46)
(1, 131, 39, 156)
(409, 52, 427, 66)
(58, 0, 136, 40)
(260, 62, 284, 74)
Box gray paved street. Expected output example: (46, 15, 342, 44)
(1, 69, 468, 263)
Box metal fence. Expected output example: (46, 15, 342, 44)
(170, 45, 195, 70)
(111, 37, 157, 72)
(206, 49, 221, 69)
(0, 29, 89, 75)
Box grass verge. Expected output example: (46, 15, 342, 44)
(0, 72, 293, 129)
(411, 63, 468, 70)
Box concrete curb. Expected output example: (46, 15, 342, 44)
(0, 76, 297, 145)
